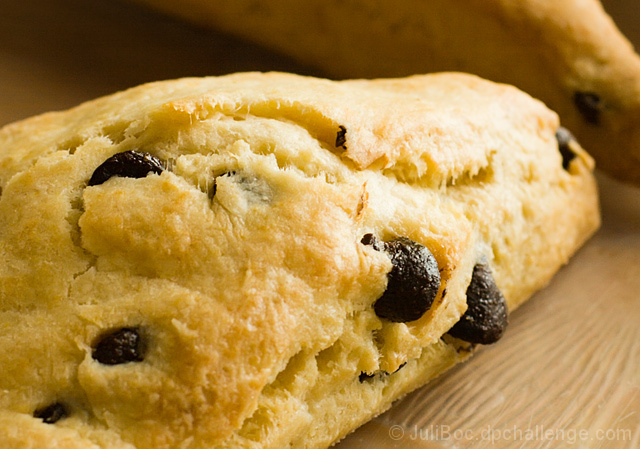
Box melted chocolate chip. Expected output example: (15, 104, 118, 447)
(92, 327, 144, 365)
(448, 263, 508, 344)
(556, 126, 577, 170)
(34, 402, 68, 424)
(363, 235, 441, 323)
(335, 126, 347, 149)
(88, 151, 165, 186)
(573, 91, 602, 125)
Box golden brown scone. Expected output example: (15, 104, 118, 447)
(126, 0, 640, 185)
(0, 72, 599, 448)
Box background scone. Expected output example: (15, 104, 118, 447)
(125, 0, 640, 186)
(0, 72, 598, 448)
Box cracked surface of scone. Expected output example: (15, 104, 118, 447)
(0, 72, 599, 449)
(126, 0, 640, 185)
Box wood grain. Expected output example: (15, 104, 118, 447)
(338, 173, 640, 449)
(0, 1, 638, 448)
(338, 2, 640, 447)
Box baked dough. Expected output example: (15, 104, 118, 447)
(0, 72, 599, 448)
(126, 0, 640, 186)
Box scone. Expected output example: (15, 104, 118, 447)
(0, 72, 599, 449)
(125, 0, 640, 185)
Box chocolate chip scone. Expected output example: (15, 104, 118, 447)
(125, 0, 640, 185)
(0, 72, 599, 449)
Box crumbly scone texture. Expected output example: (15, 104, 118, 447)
(127, 0, 640, 185)
(0, 72, 599, 449)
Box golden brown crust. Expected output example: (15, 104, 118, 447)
(127, 0, 640, 185)
(0, 72, 599, 448)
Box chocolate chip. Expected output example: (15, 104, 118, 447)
(335, 125, 347, 149)
(573, 91, 602, 125)
(360, 233, 384, 251)
(88, 151, 165, 186)
(92, 327, 144, 365)
(448, 263, 508, 344)
(34, 402, 67, 424)
(556, 126, 577, 170)
(363, 235, 441, 323)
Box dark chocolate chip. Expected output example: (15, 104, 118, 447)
(364, 236, 441, 323)
(92, 327, 144, 365)
(448, 263, 508, 344)
(360, 233, 384, 251)
(335, 125, 347, 149)
(556, 126, 577, 170)
(88, 151, 165, 186)
(573, 91, 602, 125)
(34, 402, 68, 424)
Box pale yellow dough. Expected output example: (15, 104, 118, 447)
(128, 0, 640, 186)
(0, 72, 599, 448)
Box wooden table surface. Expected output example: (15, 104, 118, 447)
(1, 1, 638, 448)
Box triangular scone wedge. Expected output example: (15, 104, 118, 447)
(0, 72, 599, 449)
(125, 0, 640, 186)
